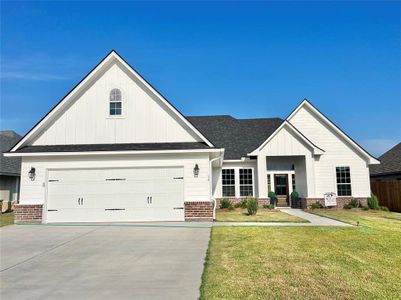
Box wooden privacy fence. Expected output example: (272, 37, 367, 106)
(371, 180, 401, 213)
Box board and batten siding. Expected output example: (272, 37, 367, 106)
(32, 62, 200, 146)
(19, 153, 211, 205)
(289, 105, 371, 197)
(257, 125, 316, 198)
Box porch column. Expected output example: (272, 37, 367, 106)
(257, 155, 267, 198)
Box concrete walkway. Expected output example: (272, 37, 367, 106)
(214, 208, 351, 227)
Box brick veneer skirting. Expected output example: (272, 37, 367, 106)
(14, 204, 43, 223)
(216, 198, 271, 207)
(184, 201, 213, 221)
(301, 197, 368, 209)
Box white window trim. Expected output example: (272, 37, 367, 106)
(222, 167, 255, 198)
(107, 87, 125, 119)
(335, 165, 352, 197)
(221, 168, 236, 197)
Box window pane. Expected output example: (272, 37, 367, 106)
(222, 169, 235, 185)
(239, 169, 253, 197)
(110, 88, 122, 102)
(109, 88, 122, 116)
(336, 167, 351, 196)
(292, 174, 296, 191)
(239, 169, 253, 185)
(222, 169, 235, 197)
(240, 185, 253, 197)
(223, 186, 235, 197)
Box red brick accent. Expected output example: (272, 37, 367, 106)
(301, 197, 368, 209)
(184, 201, 213, 221)
(216, 198, 271, 207)
(14, 204, 43, 223)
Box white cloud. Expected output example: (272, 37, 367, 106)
(360, 139, 399, 157)
(1, 71, 70, 81)
(1, 54, 78, 81)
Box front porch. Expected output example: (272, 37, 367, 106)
(259, 155, 310, 208)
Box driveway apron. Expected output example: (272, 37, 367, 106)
(0, 223, 211, 300)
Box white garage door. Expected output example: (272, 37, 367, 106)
(46, 167, 184, 223)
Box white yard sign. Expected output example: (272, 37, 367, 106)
(324, 192, 337, 207)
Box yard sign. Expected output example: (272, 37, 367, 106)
(324, 192, 337, 207)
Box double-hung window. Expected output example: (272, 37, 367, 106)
(336, 166, 352, 196)
(239, 169, 253, 196)
(222, 169, 235, 197)
(109, 88, 122, 116)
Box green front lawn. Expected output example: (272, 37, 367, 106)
(0, 212, 14, 227)
(216, 208, 308, 223)
(201, 210, 401, 299)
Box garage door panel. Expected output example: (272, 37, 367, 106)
(46, 167, 184, 223)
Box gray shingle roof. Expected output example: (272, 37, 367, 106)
(9, 116, 283, 160)
(187, 116, 283, 159)
(0, 131, 22, 176)
(370, 142, 401, 176)
(15, 142, 212, 153)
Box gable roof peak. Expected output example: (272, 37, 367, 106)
(287, 98, 379, 164)
(10, 50, 215, 152)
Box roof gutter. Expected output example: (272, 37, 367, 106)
(209, 149, 224, 220)
(4, 148, 225, 157)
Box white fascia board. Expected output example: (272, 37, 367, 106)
(223, 157, 254, 163)
(11, 51, 214, 152)
(288, 99, 380, 164)
(247, 121, 324, 156)
(3, 148, 225, 157)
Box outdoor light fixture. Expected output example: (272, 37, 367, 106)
(193, 164, 199, 177)
(28, 167, 36, 181)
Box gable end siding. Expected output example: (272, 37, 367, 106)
(289, 105, 370, 197)
(31, 63, 201, 146)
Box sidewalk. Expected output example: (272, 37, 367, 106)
(213, 208, 351, 227)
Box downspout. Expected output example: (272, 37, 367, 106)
(209, 152, 223, 220)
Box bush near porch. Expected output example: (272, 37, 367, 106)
(201, 209, 401, 299)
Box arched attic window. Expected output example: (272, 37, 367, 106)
(109, 88, 122, 116)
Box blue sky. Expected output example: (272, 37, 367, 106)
(1, 1, 400, 156)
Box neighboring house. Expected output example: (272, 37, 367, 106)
(370, 142, 401, 181)
(0, 131, 21, 211)
(370, 143, 401, 212)
(5, 51, 379, 223)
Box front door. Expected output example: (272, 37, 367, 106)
(274, 174, 289, 206)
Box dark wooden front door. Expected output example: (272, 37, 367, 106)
(274, 174, 289, 206)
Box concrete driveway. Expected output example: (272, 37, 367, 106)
(0, 223, 211, 300)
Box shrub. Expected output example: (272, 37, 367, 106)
(263, 204, 274, 209)
(246, 198, 258, 215)
(240, 199, 248, 209)
(380, 206, 390, 212)
(343, 203, 353, 209)
(362, 205, 369, 211)
(349, 198, 359, 208)
(291, 191, 299, 200)
(368, 194, 380, 210)
(311, 202, 321, 209)
(268, 191, 277, 207)
(220, 198, 233, 209)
